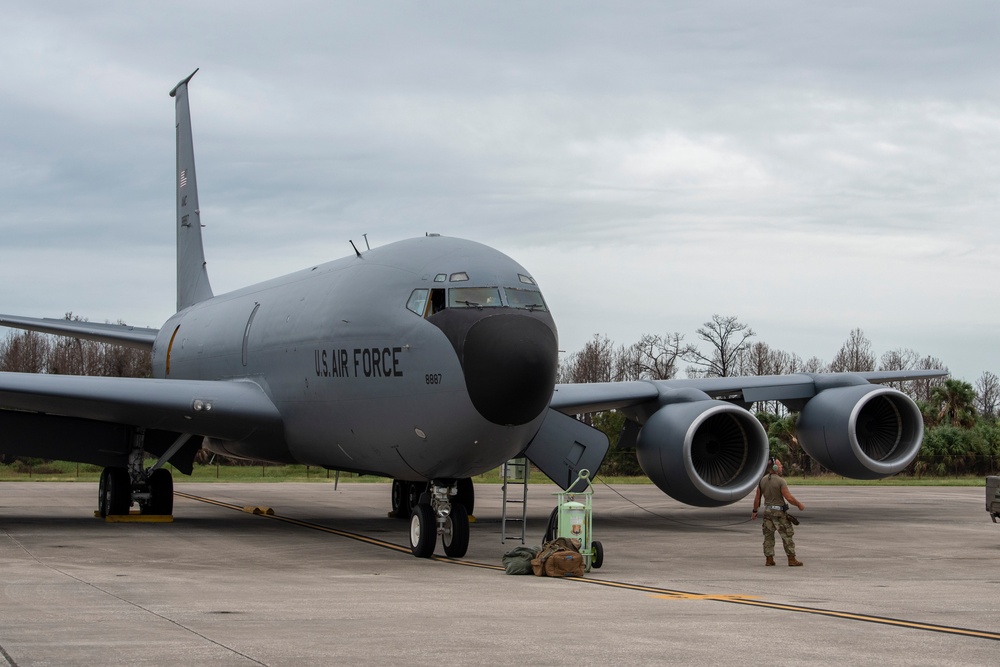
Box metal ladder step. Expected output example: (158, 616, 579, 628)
(500, 457, 529, 544)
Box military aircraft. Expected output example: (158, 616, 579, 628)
(0, 71, 945, 559)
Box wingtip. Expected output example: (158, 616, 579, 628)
(169, 68, 200, 98)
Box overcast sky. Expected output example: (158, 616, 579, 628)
(2, 2, 997, 382)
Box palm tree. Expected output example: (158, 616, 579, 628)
(929, 379, 977, 428)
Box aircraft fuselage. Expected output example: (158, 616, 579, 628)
(151, 235, 559, 481)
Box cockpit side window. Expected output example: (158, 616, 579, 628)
(449, 287, 502, 309)
(504, 287, 547, 312)
(406, 289, 429, 316)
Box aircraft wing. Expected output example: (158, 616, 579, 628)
(549, 370, 947, 415)
(0, 314, 158, 350)
(0, 372, 282, 442)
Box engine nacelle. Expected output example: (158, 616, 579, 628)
(797, 384, 923, 479)
(635, 400, 770, 507)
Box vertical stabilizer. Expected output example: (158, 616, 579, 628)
(170, 69, 214, 312)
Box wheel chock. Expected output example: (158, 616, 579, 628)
(242, 505, 275, 515)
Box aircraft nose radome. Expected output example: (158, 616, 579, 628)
(462, 314, 557, 426)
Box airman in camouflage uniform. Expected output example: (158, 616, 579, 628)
(751, 458, 804, 566)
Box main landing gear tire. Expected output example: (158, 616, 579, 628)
(390, 480, 406, 518)
(98, 468, 131, 517)
(454, 478, 474, 517)
(409, 503, 436, 558)
(407, 482, 427, 516)
(143, 468, 174, 515)
(442, 503, 470, 558)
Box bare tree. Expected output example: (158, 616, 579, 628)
(909, 354, 948, 403)
(684, 314, 755, 378)
(879, 347, 920, 372)
(559, 334, 616, 384)
(877, 347, 923, 397)
(783, 353, 805, 374)
(800, 356, 827, 373)
(738, 341, 799, 414)
(0, 331, 51, 373)
(622, 333, 690, 381)
(976, 371, 1000, 420)
(829, 328, 876, 373)
(738, 341, 789, 377)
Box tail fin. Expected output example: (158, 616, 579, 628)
(170, 69, 214, 312)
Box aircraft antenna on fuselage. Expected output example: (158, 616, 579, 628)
(171, 69, 214, 312)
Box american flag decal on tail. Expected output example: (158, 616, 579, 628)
(180, 170, 188, 188)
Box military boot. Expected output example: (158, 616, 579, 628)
(765, 556, 775, 566)
(787, 555, 803, 566)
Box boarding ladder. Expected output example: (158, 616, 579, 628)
(501, 457, 529, 543)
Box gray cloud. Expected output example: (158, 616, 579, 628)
(1, 1, 998, 380)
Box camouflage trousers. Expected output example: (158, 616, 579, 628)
(762, 510, 796, 557)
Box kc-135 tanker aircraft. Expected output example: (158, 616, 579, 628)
(0, 72, 946, 558)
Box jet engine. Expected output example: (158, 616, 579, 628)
(796, 384, 923, 479)
(635, 398, 770, 507)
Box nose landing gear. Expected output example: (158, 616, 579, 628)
(408, 480, 470, 559)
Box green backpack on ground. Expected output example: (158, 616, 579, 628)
(502, 546, 540, 575)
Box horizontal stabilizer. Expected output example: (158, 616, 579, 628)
(0, 314, 158, 350)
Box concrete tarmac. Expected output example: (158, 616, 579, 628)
(1, 481, 998, 666)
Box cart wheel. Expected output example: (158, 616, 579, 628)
(592, 540, 604, 569)
(543, 507, 558, 543)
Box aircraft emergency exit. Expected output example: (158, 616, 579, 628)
(0, 71, 945, 559)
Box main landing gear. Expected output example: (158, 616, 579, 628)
(96, 429, 186, 518)
(391, 479, 474, 559)
(97, 466, 174, 517)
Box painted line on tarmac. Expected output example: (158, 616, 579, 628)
(175, 491, 413, 555)
(175, 491, 1000, 642)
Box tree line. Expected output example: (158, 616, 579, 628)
(3, 313, 999, 477)
(0, 314, 151, 378)
(561, 314, 1000, 477)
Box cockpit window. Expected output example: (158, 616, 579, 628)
(518, 274, 536, 286)
(449, 287, 502, 309)
(449, 272, 469, 282)
(433, 273, 447, 283)
(504, 287, 547, 312)
(406, 289, 429, 316)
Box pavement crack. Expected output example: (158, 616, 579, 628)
(0, 641, 19, 667)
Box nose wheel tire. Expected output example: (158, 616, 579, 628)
(409, 503, 436, 558)
(442, 502, 470, 558)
